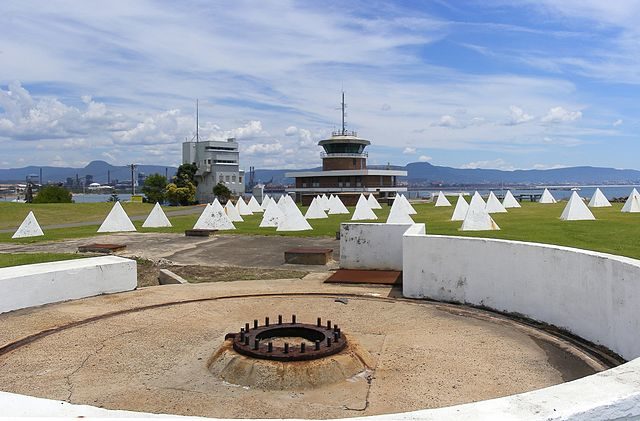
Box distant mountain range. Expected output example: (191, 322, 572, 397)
(1, 160, 639, 186)
(0, 160, 177, 184)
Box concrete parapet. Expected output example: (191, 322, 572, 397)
(0, 256, 137, 314)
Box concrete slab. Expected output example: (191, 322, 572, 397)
(284, 247, 333, 265)
(0, 279, 603, 419)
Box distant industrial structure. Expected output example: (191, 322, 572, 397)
(286, 94, 407, 205)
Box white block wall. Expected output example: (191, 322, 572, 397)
(0, 256, 137, 314)
(402, 235, 640, 360)
(340, 223, 425, 271)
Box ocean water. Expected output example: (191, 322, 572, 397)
(0, 193, 133, 203)
(407, 186, 640, 201)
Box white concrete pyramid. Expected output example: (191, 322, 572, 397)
(277, 196, 312, 231)
(450, 194, 469, 221)
(461, 192, 500, 231)
(260, 200, 285, 227)
(248, 196, 263, 213)
(561, 191, 596, 221)
(386, 196, 414, 224)
(142, 203, 172, 228)
(621, 189, 640, 213)
(485, 191, 507, 213)
(305, 197, 328, 219)
(328, 195, 349, 214)
(367, 193, 382, 209)
(502, 190, 521, 208)
(351, 194, 378, 221)
(539, 188, 557, 204)
(224, 200, 244, 222)
(321, 194, 331, 210)
(400, 194, 417, 215)
(98, 201, 136, 233)
(236, 197, 253, 216)
(193, 202, 235, 230)
(12, 211, 44, 239)
(588, 188, 611, 208)
(261, 194, 271, 210)
(434, 191, 451, 207)
(277, 195, 288, 213)
(472, 191, 486, 207)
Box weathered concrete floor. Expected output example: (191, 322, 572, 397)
(0, 233, 341, 271)
(0, 275, 603, 419)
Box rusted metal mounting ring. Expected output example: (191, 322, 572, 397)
(227, 321, 347, 361)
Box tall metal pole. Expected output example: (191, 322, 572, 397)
(196, 99, 199, 143)
(341, 92, 345, 135)
(130, 164, 136, 195)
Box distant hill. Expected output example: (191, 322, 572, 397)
(405, 162, 640, 185)
(0, 160, 177, 183)
(2, 160, 639, 186)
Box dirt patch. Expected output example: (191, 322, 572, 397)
(170, 265, 309, 283)
(135, 258, 162, 287)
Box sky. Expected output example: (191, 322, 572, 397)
(1, 0, 640, 171)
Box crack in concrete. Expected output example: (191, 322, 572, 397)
(64, 327, 146, 402)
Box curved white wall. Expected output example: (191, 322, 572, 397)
(402, 235, 640, 360)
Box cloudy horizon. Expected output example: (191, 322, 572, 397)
(1, 1, 639, 171)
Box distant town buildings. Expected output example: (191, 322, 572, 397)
(182, 137, 245, 203)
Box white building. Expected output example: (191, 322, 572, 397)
(182, 137, 245, 203)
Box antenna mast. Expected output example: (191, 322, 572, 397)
(196, 99, 199, 142)
(341, 91, 346, 135)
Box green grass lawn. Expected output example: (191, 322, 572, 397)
(0, 201, 156, 229)
(1, 199, 640, 260)
(0, 252, 88, 268)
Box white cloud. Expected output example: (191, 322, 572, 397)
(403, 147, 416, 154)
(432, 115, 457, 127)
(418, 155, 432, 162)
(243, 142, 283, 155)
(507, 105, 534, 125)
(532, 163, 568, 170)
(541, 106, 582, 124)
(460, 158, 514, 170)
(613, 119, 623, 127)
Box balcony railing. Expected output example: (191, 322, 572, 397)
(331, 130, 358, 137)
(320, 152, 368, 158)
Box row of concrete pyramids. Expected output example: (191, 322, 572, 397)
(11, 201, 172, 239)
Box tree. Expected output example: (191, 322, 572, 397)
(33, 185, 73, 203)
(213, 182, 231, 202)
(142, 173, 167, 203)
(165, 177, 196, 206)
(174, 163, 198, 187)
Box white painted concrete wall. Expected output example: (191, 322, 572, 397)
(402, 234, 640, 360)
(0, 256, 137, 314)
(340, 223, 425, 270)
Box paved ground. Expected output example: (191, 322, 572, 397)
(0, 233, 341, 271)
(0, 276, 604, 419)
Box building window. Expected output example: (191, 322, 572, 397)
(219, 175, 223, 182)
(312, 177, 320, 188)
(232, 175, 236, 183)
(225, 175, 230, 182)
(239, 176, 243, 183)
(356, 176, 362, 187)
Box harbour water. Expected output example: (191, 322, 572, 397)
(2, 187, 639, 203)
(406, 186, 640, 201)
